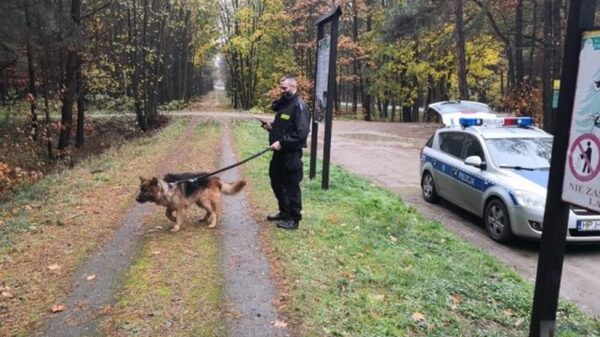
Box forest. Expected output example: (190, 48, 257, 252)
(207, 0, 586, 128)
(0, 0, 596, 189)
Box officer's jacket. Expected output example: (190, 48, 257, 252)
(269, 94, 310, 152)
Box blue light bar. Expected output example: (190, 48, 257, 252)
(516, 117, 533, 127)
(459, 118, 483, 127)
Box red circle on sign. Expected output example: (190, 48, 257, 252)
(568, 133, 600, 182)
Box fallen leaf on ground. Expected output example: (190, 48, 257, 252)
(151, 250, 161, 255)
(411, 312, 425, 322)
(47, 264, 61, 271)
(86, 274, 96, 281)
(97, 305, 112, 315)
(272, 320, 288, 328)
(450, 294, 462, 310)
(450, 294, 462, 303)
(51, 304, 66, 313)
(2, 291, 14, 299)
(390, 235, 398, 242)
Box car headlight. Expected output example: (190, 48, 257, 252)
(513, 190, 546, 210)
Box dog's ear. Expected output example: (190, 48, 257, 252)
(139, 176, 147, 183)
(150, 177, 158, 185)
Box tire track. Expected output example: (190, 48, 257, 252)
(218, 122, 289, 337)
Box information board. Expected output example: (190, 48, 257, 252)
(562, 29, 600, 212)
(314, 35, 330, 123)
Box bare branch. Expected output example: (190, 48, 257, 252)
(82, 1, 112, 21)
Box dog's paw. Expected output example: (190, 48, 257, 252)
(170, 226, 181, 232)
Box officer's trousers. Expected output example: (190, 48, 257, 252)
(269, 155, 303, 221)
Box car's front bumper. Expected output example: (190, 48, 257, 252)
(509, 205, 600, 243)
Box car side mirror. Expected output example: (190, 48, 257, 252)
(465, 155, 486, 169)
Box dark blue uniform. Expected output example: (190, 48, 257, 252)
(269, 94, 310, 222)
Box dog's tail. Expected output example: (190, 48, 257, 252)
(221, 180, 246, 195)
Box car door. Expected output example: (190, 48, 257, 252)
(455, 134, 486, 214)
(435, 132, 467, 201)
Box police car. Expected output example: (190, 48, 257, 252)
(420, 101, 600, 243)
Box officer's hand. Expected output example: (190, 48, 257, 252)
(263, 121, 272, 131)
(270, 141, 282, 151)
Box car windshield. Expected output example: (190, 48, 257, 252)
(486, 137, 552, 169)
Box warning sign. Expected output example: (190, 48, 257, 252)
(562, 29, 600, 212)
(568, 133, 600, 182)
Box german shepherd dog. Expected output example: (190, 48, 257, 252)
(136, 172, 246, 232)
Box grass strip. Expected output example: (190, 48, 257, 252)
(103, 121, 226, 337)
(0, 118, 188, 336)
(232, 120, 600, 337)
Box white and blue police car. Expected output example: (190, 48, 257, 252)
(420, 101, 600, 243)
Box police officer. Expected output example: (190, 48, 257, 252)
(262, 76, 310, 230)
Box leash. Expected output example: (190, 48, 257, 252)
(175, 147, 272, 183)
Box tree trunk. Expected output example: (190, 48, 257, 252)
(551, 0, 563, 129)
(36, 3, 53, 159)
(149, 3, 168, 127)
(76, 55, 85, 147)
(362, 7, 373, 121)
(351, 0, 359, 115)
(475, 0, 516, 90)
(24, 0, 38, 140)
(58, 0, 82, 152)
(412, 88, 422, 122)
(528, 0, 539, 80)
(514, 0, 525, 85)
(127, 2, 146, 131)
(141, 0, 149, 127)
(402, 105, 411, 123)
(542, 0, 553, 133)
(455, 0, 469, 99)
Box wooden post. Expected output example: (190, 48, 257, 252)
(529, 2, 596, 336)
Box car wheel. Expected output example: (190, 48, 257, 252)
(484, 199, 513, 243)
(421, 172, 440, 203)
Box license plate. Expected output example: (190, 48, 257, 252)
(577, 220, 600, 231)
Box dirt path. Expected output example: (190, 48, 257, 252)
(36, 118, 205, 336)
(34, 114, 288, 337)
(37, 202, 154, 337)
(218, 124, 288, 337)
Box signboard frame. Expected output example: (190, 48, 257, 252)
(309, 6, 341, 190)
